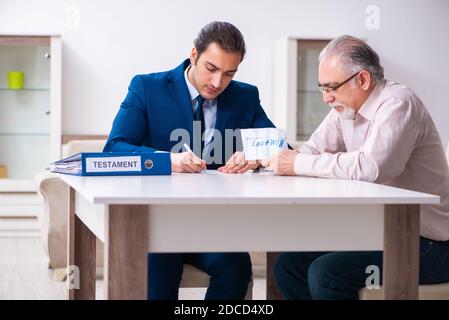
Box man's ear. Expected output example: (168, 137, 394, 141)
(359, 70, 372, 90)
(190, 47, 198, 66)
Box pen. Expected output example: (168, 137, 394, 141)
(183, 143, 207, 173)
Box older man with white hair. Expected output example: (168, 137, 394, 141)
(265, 35, 449, 299)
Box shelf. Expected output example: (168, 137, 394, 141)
(0, 133, 49, 136)
(0, 36, 50, 46)
(0, 178, 38, 192)
(297, 90, 322, 94)
(0, 88, 50, 92)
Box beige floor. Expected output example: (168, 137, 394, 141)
(0, 237, 266, 300)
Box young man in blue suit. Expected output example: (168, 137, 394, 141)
(104, 21, 276, 299)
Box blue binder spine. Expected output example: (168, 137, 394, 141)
(79, 152, 171, 176)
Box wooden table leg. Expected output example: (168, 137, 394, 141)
(266, 252, 283, 300)
(104, 204, 149, 300)
(383, 204, 420, 299)
(67, 187, 96, 300)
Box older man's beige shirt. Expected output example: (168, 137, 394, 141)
(295, 80, 449, 241)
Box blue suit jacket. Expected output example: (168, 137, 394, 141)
(104, 59, 276, 169)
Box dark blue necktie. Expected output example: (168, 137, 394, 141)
(194, 95, 205, 156)
(194, 95, 204, 121)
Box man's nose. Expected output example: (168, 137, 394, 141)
(211, 73, 222, 88)
(322, 92, 335, 104)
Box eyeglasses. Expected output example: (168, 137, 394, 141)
(318, 71, 360, 94)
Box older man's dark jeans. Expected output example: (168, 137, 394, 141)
(275, 237, 449, 299)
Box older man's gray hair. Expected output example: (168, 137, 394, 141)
(319, 35, 384, 84)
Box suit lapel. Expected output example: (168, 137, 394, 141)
(167, 60, 193, 133)
(215, 86, 232, 134)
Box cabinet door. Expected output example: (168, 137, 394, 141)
(0, 35, 61, 235)
(274, 37, 330, 144)
(0, 35, 61, 180)
(296, 40, 330, 142)
(50, 36, 62, 163)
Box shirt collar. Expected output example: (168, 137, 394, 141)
(184, 64, 200, 102)
(357, 79, 387, 121)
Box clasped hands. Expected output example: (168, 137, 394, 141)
(170, 151, 260, 174)
(171, 149, 299, 175)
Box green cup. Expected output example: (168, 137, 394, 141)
(7, 71, 25, 90)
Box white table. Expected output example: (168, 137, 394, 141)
(59, 171, 439, 300)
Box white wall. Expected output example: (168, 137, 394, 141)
(1, 0, 448, 145)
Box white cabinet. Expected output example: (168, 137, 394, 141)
(273, 37, 330, 144)
(0, 35, 61, 236)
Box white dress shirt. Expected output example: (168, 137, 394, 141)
(184, 66, 217, 157)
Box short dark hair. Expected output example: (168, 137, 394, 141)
(194, 21, 246, 62)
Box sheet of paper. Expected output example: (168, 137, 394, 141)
(204, 170, 222, 175)
(241, 128, 288, 160)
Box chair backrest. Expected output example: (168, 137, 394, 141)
(62, 140, 107, 158)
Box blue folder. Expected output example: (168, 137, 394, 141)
(50, 152, 172, 176)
